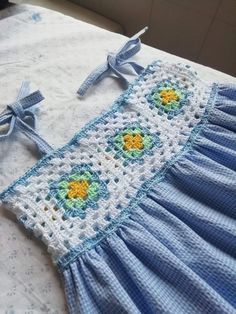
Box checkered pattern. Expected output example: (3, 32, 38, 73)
(62, 85, 236, 314)
(1, 62, 236, 314)
(1, 62, 211, 262)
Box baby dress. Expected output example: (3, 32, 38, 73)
(0, 34, 236, 314)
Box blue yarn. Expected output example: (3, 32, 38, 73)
(0, 63, 229, 271)
(0, 61, 159, 201)
(57, 84, 218, 269)
(0, 81, 53, 155)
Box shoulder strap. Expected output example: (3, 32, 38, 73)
(77, 27, 148, 96)
(0, 81, 53, 155)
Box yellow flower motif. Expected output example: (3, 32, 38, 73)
(123, 133, 144, 151)
(159, 89, 179, 105)
(67, 180, 89, 199)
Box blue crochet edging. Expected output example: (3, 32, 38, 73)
(0, 60, 218, 271)
(56, 83, 219, 270)
(0, 60, 159, 201)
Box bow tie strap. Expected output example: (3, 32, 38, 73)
(14, 90, 45, 110)
(5, 90, 44, 121)
(77, 27, 148, 96)
(115, 27, 148, 60)
(0, 82, 53, 155)
(14, 116, 53, 155)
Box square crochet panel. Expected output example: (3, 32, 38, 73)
(1, 61, 212, 265)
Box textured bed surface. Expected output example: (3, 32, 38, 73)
(0, 4, 235, 313)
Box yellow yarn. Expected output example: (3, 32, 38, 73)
(160, 89, 179, 105)
(123, 133, 144, 151)
(67, 180, 89, 199)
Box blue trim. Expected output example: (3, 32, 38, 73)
(0, 60, 218, 271)
(57, 83, 218, 270)
(0, 61, 158, 201)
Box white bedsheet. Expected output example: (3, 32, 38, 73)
(0, 4, 235, 313)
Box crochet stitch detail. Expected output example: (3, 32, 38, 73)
(67, 180, 90, 199)
(148, 79, 192, 118)
(107, 123, 161, 165)
(159, 89, 179, 105)
(0, 61, 213, 265)
(48, 165, 109, 219)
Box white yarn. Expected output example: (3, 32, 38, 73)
(2, 62, 212, 262)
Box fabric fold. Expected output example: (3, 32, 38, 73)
(61, 84, 236, 313)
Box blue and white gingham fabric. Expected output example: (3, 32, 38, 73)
(61, 85, 236, 314)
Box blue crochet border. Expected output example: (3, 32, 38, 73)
(0, 60, 218, 270)
(57, 83, 218, 270)
(0, 61, 158, 200)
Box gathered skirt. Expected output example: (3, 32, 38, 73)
(61, 85, 236, 314)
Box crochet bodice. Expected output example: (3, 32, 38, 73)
(0, 61, 214, 268)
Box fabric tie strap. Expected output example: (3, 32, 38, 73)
(0, 81, 53, 155)
(77, 27, 148, 96)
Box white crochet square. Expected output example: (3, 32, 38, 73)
(1, 61, 212, 263)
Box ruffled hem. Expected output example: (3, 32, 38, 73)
(61, 84, 236, 314)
